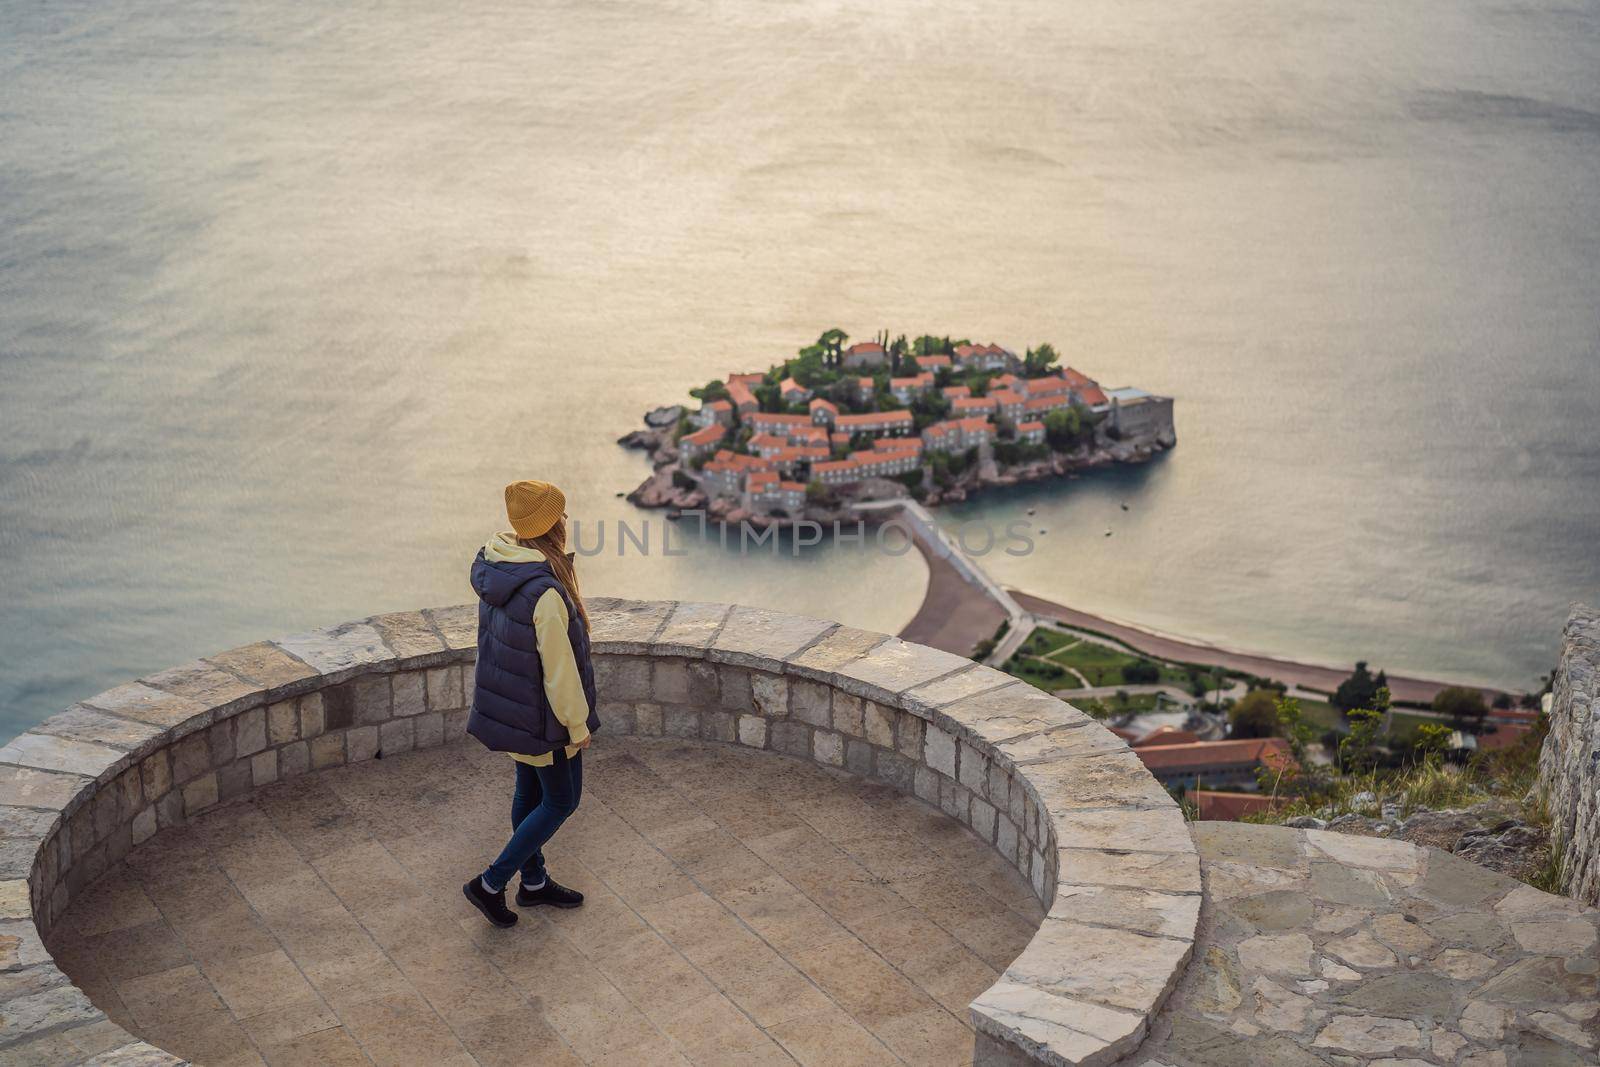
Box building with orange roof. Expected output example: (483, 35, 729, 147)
(942, 384, 971, 400)
(679, 423, 727, 460)
(809, 397, 838, 426)
(842, 341, 887, 369)
(1131, 726, 1202, 748)
(889, 372, 936, 404)
(921, 416, 995, 452)
(1023, 393, 1072, 417)
(952, 342, 1015, 372)
(746, 411, 813, 437)
(914, 354, 952, 372)
(813, 458, 861, 486)
(779, 377, 811, 404)
(725, 379, 758, 415)
(1075, 384, 1110, 411)
(1132, 737, 1297, 790)
(834, 410, 913, 437)
(952, 395, 998, 417)
(1016, 420, 1046, 445)
(1192, 791, 1285, 821)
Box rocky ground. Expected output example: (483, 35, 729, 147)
(1124, 822, 1598, 1067)
(1282, 801, 1552, 889)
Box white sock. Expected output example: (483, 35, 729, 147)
(524, 876, 546, 891)
(480, 876, 498, 894)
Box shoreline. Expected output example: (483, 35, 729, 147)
(891, 530, 1507, 704)
(1010, 590, 1499, 705)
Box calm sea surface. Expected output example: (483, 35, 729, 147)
(3, 0, 1598, 738)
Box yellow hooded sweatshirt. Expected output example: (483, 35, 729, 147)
(482, 532, 591, 767)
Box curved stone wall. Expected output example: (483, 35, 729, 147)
(0, 599, 1199, 1067)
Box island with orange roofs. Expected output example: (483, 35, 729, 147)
(620, 329, 1175, 526)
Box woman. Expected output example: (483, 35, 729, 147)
(462, 479, 599, 928)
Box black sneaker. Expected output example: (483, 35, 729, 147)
(516, 877, 584, 909)
(462, 878, 518, 927)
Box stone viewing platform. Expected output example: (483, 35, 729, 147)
(0, 600, 1594, 1065)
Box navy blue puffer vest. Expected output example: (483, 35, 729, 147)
(466, 549, 599, 757)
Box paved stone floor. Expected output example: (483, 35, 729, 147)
(1124, 822, 1600, 1067)
(48, 737, 1043, 1067)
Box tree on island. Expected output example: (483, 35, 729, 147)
(816, 328, 848, 367)
(1023, 342, 1060, 378)
(1043, 406, 1088, 450)
(889, 334, 909, 374)
(689, 379, 729, 403)
(1332, 660, 1388, 713)
(1229, 690, 1281, 739)
(1432, 686, 1488, 734)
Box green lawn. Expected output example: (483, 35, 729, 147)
(1003, 654, 1081, 692)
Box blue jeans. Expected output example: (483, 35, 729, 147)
(482, 750, 583, 892)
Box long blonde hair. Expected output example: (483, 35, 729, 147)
(520, 517, 588, 630)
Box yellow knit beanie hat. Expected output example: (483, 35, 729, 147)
(505, 480, 565, 539)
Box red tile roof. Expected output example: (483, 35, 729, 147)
(845, 342, 884, 356)
(809, 397, 838, 414)
(682, 425, 726, 446)
(835, 411, 913, 428)
(1132, 726, 1202, 747)
(1193, 791, 1285, 821)
(779, 376, 806, 394)
(1077, 385, 1109, 407)
(915, 355, 952, 369)
(1133, 738, 1296, 775)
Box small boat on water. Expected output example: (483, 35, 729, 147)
(1104, 529, 1113, 537)
(1038, 528, 1047, 535)
(1120, 502, 1129, 511)
(1025, 507, 1035, 516)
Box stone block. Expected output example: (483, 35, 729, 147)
(987, 762, 1010, 805)
(93, 790, 119, 841)
(786, 625, 890, 680)
(940, 778, 968, 819)
(444, 709, 470, 742)
(183, 774, 218, 816)
(958, 742, 989, 793)
(832, 694, 865, 737)
(719, 667, 752, 711)
(863, 702, 895, 748)
(218, 759, 253, 802)
(914, 764, 942, 804)
(234, 708, 267, 757)
(251, 749, 278, 787)
(278, 741, 309, 779)
(205, 640, 318, 693)
(354, 676, 392, 725)
(701, 710, 735, 743)
(142, 660, 262, 719)
(391, 672, 427, 718)
(790, 680, 832, 728)
(750, 673, 787, 718)
(170, 734, 209, 785)
(845, 739, 873, 777)
(595, 657, 652, 701)
(273, 620, 391, 679)
(426, 666, 465, 711)
(310, 733, 345, 770)
(0, 734, 124, 779)
(82, 682, 211, 735)
(874, 749, 915, 792)
(414, 712, 444, 750)
(1049, 884, 1201, 942)
(588, 599, 674, 654)
(155, 789, 184, 829)
(830, 637, 974, 703)
(131, 806, 157, 846)
(924, 724, 957, 778)
(654, 601, 732, 656)
(996, 817, 1018, 862)
(1056, 848, 1202, 896)
(206, 720, 235, 769)
(770, 721, 811, 759)
(635, 703, 663, 736)
(379, 717, 414, 756)
(687, 661, 720, 705)
(368, 610, 448, 662)
(970, 796, 997, 842)
(971, 980, 1146, 1067)
(267, 700, 299, 745)
(654, 659, 690, 703)
(707, 606, 832, 671)
(319, 687, 351, 732)
(348, 726, 380, 763)
(425, 603, 477, 651)
(738, 716, 767, 749)
(30, 707, 163, 756)
(139, 752, 171, 802)
(663, 706, 700, 739)
(598, 702, 636, 735)
(895, 714, 924, 760)
(813, 730, 845, 767)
